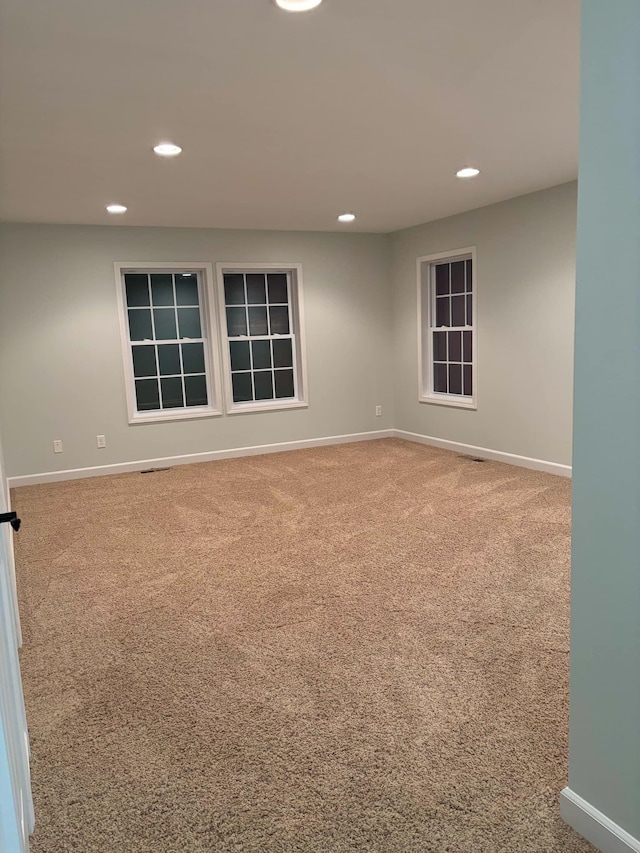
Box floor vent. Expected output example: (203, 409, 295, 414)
(140, 467, 172, 474)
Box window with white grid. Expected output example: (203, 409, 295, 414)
(418, 248, 477, 409)
(116, 265, 221, 423)
(218, 264, 308, 414)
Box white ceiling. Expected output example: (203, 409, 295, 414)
(0, 0, 580, 233)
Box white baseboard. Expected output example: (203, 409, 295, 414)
(8, 428, 571, 487)
(392, 429, 572, 477)
(7, 430, 395, 488)
(560, 787, 640, 853)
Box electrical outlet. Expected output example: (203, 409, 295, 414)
(375, 405, 382, 417)
(96, 435, 106, 449)
(53, 440, 63, 453)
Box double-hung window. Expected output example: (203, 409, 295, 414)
(115, 263, 222, 423)
(217, 263, 308, 414)
(418, 247, 477, 409)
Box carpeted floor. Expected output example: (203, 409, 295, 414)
(12, 438, 594, 852)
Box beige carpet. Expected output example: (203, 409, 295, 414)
(13, 438, 593, 852)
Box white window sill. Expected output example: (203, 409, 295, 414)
(129, 407, 223, 425)
(419, 393, 477, 411)
(227, 399, 309, 416)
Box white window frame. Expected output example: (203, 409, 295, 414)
(417, 246, 477, 410)
(216, 262, 309, 415)
(114, 262, 223, 424)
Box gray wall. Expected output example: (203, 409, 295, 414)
(568, 0, 640, 840)
(0, 184, 578, 479)
(0, 224, 393, 477)
(391, 182, 577, 466)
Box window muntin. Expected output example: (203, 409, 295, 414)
(120, 268, 218, 419)
(419, 248, 476, 408)
(220, 268, 305, 410)
(431, 258, 473, 397)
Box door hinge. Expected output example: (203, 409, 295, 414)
(0, 512, 21, 532)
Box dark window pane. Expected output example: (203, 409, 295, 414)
(185, 375, 208, 407)
(154, 308, 177, 340)
(246, 274, 267, 305)
(448, 331, 462, 362)
(466, 294, 473, 325)
(434, 362, 447, 393)
(451, 295, 466, 327)
(433, 331, 447, 361)
(449, 363, 463, 395)
(125, 274, 150, 307)
(135, 378, 160, 411)
(158, 344, 180, 376)
(232, 372, 253, 402)
(451, 261, 465, 294)
(178, 308, 201, 339)
(270, 306, 290, 335)
(150, 274, 174, 306)
(465, 260, 473, 293)
(161, 377, 184, 408)
(229, 340, 250, 371)
(254, 371, 274, 401)
(132, 345, 157, 378)
(252, 340, 272, 369)
(435, 264, 449, 296)
(226, 307, 247, 337)
(464, 364, 473, 397)
(248, 306, 268, 336)
(224, 274, 245, 305)
(128, 309, 153, 341)
(463, 331, 472, 363)
(182, 342, 205, 374)
(273, 338, 293, 368)
(175, 275, 199, 306)
(274, 369, 295, 399)
(435, 297, 450, 328)
(267, 273, 288, 304)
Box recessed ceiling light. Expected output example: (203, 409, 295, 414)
(274, 0, 323, 11)
(337, 212, 356, 223)
(153, 142, 182, 157)
(106, 204, 127, 214)
(456, 167, 480, 178)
